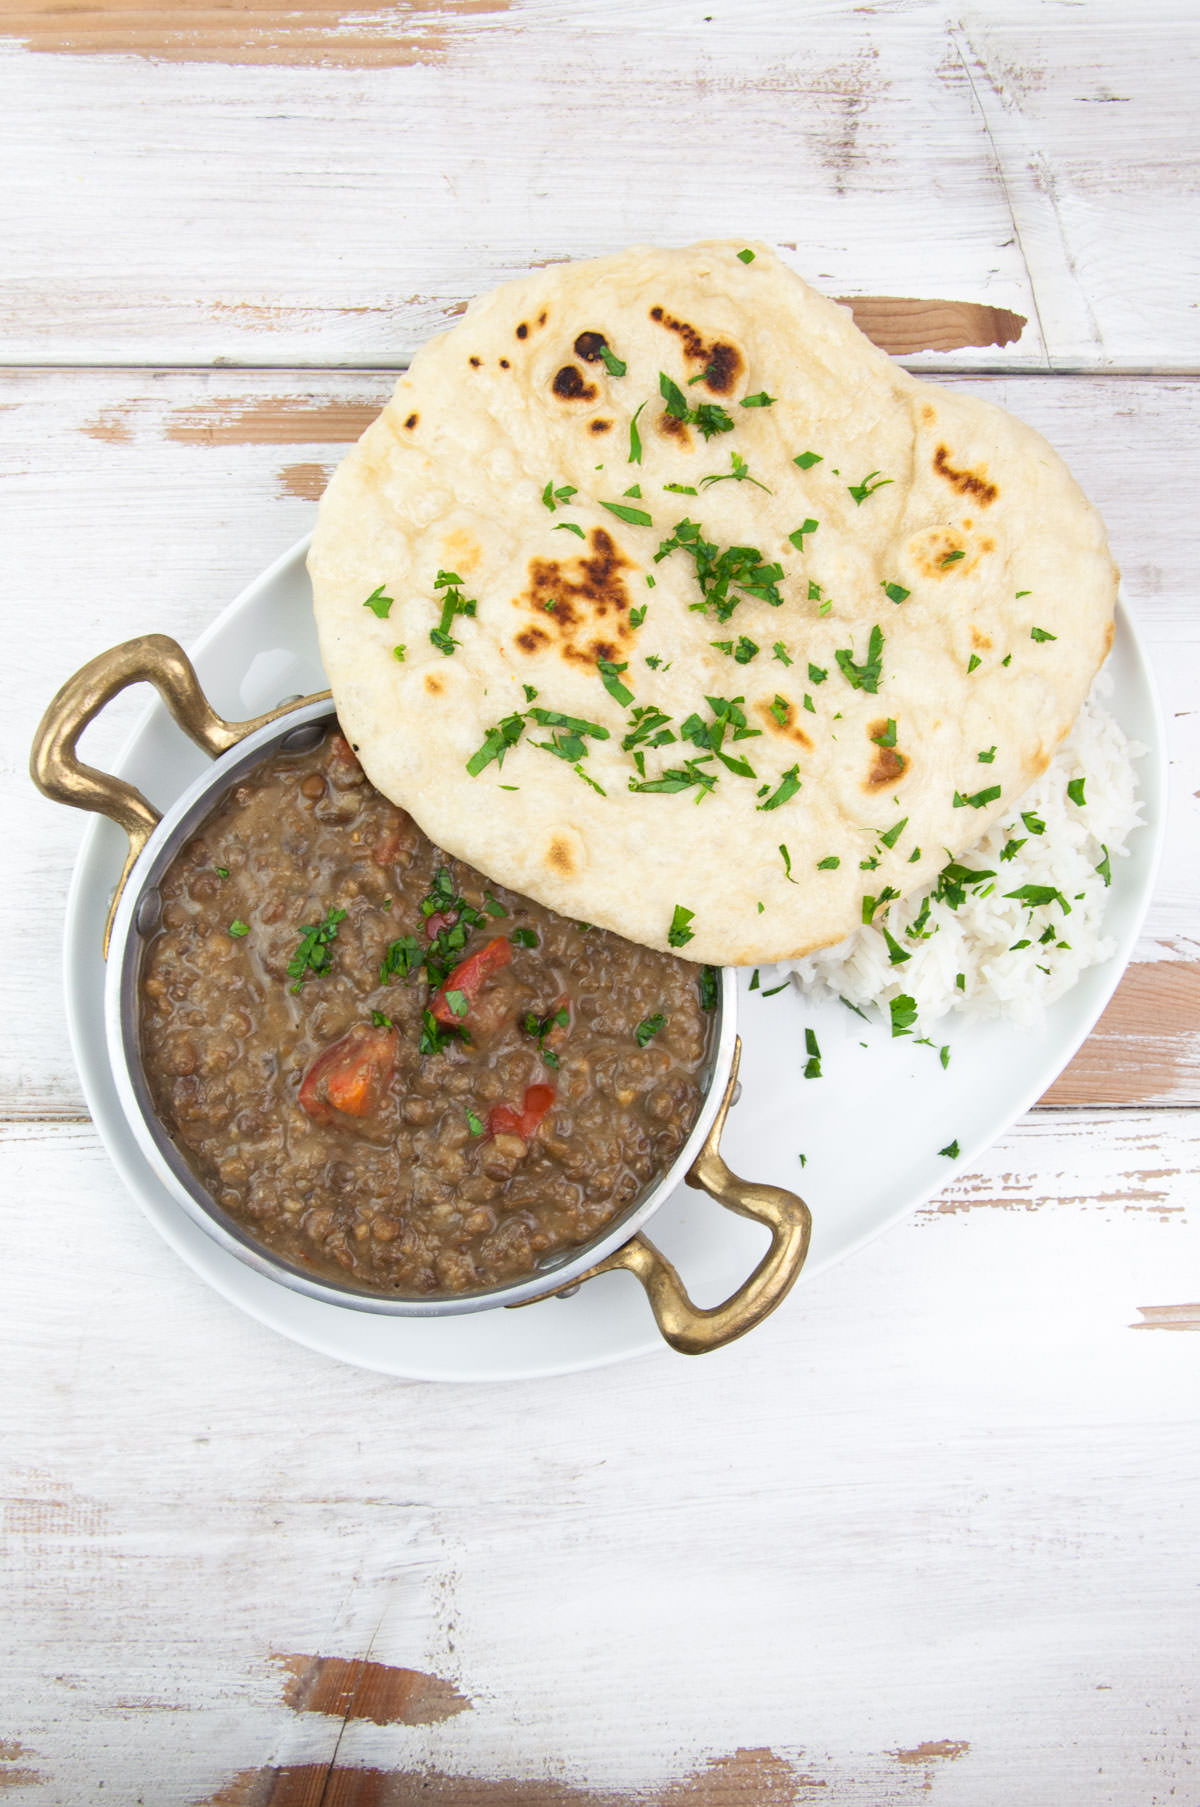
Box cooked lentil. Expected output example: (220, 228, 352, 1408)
(139, 725, 714, 1295)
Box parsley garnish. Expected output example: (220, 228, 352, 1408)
(834, 625, 884, 693)
(710, 635, 759, 664)
(938, 1139, 960, 1159)
(967, 653, 981, 674)
(541, 480, 578, 512)
(628, 401, 646, 465)
(1067, 777, 1086, 806)
(655, 519, 784, 621)
(737, 247, 756, 263)
(465, 1106, 485, 1136)
(803, 1028, 821, 1078)
(978, 747, 996, 764)
(793, 451, 822, 469)
(430, 568, 478, 656)
(699, 450, 771, 493)
(600, 499, 653, 527)
(817, 855, 840, 870)
(1004, 884, 1072, 914)
(879, 816, 908, 849)
(769, 694, 789, 726)
(371, 1010, 393, 1029)
(510, 927, 538, 948)
(889, 995, 918, 1037)
(779, 843, 798, 884)
(1021, 811, 1046, 835)
(635, 1013, 666, 1046)
(599, 345, 626, 378)
(522, 1002, 569, 1067)
(630, 604, 647, 628)
(215, 865, 229, 879)
(757, 764, 801, 812)
(880, 581, 910, 604)
(699, 966, 719, 1010)
(872, 718, 898, 750)
(657, 373, 735, 439)
(788, 518, 819, 551)
(940, 549, 966, 567)
(953, 785, 1001, 809)
(466, 712, 526, 776)
(1030, 626, 1057, 642)
(773, 642, 793, 666)
(597, 657, 634, 705)
(848, 471, 893, 506)
(362, 584, 393, 619)
(668, 904, 696, 948)
(1095, 847, 1112, 887)
(286, 906, 346, 992)
(553, 521, 585, 539)
(664, 482, 697, 495)
(228, 919, 250, 938)
(740, 391, 775, 408)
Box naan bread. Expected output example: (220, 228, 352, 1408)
(308, 242, 1117, 964)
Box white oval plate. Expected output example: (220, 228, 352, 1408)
(63, 537, 1166, 1382)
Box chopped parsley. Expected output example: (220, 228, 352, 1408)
(228, 919, 250, 938)
(371, 1010, 393, 1029)
(769, 695, 789, 726)
(803, 1028, 822, 1079)
(1095, 846, 1112, 887)
(953, 785, 1002, 809)
(834, 624, 884, 693)
(465, 1106, 485, 1137)
(847, 470, 893, 506)
(522, 1002, 569, 1068)
(817, 855, 840, 870)
(1030, 626, 1057, 642)
(286, 906, 346, 992)
(1022, 811, 1046, 836)
(597, 658, 634, 705)
(882, 925, 910, 966)
(711, 635, 760, 664)
(978, 746, 996, 763)
(541, 480, 578, 512)
(788, 518, 819, 551)
(773, 642, 793, 666)
(599, 345, 626, 378)
(880, 581, 910, 604)
(658, 372, 735, 439)
(392, 644, 406, 662)
(872, 718, 898, 750)
(1004, 883, 1072, 914)
(466, 711, 526, 776)
(938, 1140, 960, 1159)
(737, 247, 756, 263)
(510, 927, 538, 949)
(554, 521, 585, 539)
(699, 965, 720, 1010)
(667, 904, 696, 948)
(889, 994, 918, 1037)
(757, 764, 801, 812)
(779, 842, 798, 883)
(628, 400, 646, 465)
(793, 450, 822, 469)
(600, 499, 653, 527)
(664, 482, 698, 495)
(699, 450, 771, 493)
(215, 865, 229, 879)
(635, 1013, 667, 1047)
(655, 518, 784, 620)
(1067, 777, 1087, 806)
(430, 568, 478, 656)
(879, 816, 908, 849)
(362, 584, 393, 619)
(740, 391, 776, 408)
(940, 549, 966, 567)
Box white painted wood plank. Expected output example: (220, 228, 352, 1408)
(2, 1112, 1197, 1803)
(1, 1, 1197, 370)
(6, 367, 1197, 1112)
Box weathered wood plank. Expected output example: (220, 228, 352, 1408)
(0, 1, 1197, 369)
(1, 1113, 1196, 1804)
(6, 367, 1197, 1113)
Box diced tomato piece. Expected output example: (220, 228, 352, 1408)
(487, 1083, 556, 1142)
(430, 935, 512, 1025)
(298, 1023, 397, 1125)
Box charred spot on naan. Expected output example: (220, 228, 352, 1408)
(933, 443, 998, 506)
(551, 365, 597, 402)
(864, 719, 908, 790)
(656, 410, 692, 447)
(515, 527, 636, 667)
(589, 418, 613, 435)
(648, 306, 744, 393)
(755, 696, 813, 750)
(970, 625, 993, 651)
(909, 523, 994, 580)
(545, 829, 584, 878)
(440, 527, 483, 575)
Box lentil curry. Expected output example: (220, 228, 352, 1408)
(139, 725, 716, 1296)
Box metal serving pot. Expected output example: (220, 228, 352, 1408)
(32, 635, 812, 1354)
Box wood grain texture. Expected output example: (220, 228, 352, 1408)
(1, 1114, 1197, 1804)
(1, 1, 1198, 369)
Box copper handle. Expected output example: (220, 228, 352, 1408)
(545, 1038, 812, 1354)
(30, 633, 329, 955)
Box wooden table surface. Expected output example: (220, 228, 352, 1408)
(3, 3, 1198, 1802)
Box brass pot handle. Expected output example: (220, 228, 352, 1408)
(534, 1038, 812, 1354)
(30, 632, 329, 955)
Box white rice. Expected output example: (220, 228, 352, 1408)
(784, 674, 1145, 1031)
